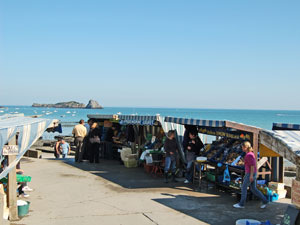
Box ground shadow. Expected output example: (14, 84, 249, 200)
(152, 193, 289, 225)
(48, 157, 290, 225)
(55, 158, 191, 190)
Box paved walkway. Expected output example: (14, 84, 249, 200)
(13, 154, 290, 225)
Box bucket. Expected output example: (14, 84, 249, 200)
(236, 219, 260, 225)
(17, 200, 30, 217)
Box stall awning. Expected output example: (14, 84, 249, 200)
(87, 114, 117, 120)
(0, 114, 25, 120)
(260, 130, 300, 165)
(164, 116, 225, 127)
(0, 116, 58, 179)
(273, 123, 300, 131)
(118, 115, 160, 126)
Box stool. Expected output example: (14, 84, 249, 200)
(151, 160, 163, 177)
(193, 161, 208, 190)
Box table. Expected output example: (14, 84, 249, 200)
(193, 161, 209, 190)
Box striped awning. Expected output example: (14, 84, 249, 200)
(118, 115, 159, 126)
(273, 123, 300, 131)
(164, 116, 225, 127)
(87, 114, 116, 120)
(0, 116, 57, 179)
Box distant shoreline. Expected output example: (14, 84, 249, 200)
(32, 100, 103, 109)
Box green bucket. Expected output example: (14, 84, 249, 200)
(18, 201, 30, 217)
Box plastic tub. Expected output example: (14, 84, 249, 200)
(124, 160, 138, 168)
(236, 219, 260, 225)
(17, 200, 30, 217)
(196, 157, 207, 162)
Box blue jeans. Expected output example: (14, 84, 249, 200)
(62, 154, 67, 159)
(239, 173, 268, 206)
(185, 160, 194, 181)
(164, 156, 176, 173)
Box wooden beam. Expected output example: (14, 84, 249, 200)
(225, 121, 261, 134)
(7, 155, 18, 221)
(7, 136, 18, 221)
(258, 171, 272, 175)
(0, 184, 4, 225)
(257, 157, 268, 169)
(297, 166, 300, 182)
(253, 133, 259, 160)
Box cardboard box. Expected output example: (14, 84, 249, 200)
(276, 189, 287, 199)
(268, 182, 285, 191)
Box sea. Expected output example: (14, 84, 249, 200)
(1, 106, 300, 140)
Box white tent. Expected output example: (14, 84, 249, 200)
(0, 116, 57, 179)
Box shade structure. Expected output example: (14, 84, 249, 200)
(118, 115, 160, 126)
(273, 123, 300, 131)
(87, 114, 116, 120)
(260, 129, 300, 166)
(0, 116, 57, 179)
(164, 117, 225, 128)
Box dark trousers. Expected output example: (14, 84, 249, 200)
(75, 137, 84, 162)
(89, 143, 100, 163)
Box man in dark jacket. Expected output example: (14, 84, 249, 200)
(164, 130, 178, 183)
(184, 131, 204, 184)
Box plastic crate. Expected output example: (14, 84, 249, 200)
(206, 172, 215, 182)
(17, 174, 31, 183)
(124, 160, 138, 168)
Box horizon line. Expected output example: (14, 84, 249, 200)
(2, 104, 300, 112)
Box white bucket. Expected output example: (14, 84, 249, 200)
(236, 219, 260, 225)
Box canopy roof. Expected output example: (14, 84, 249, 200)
(260, 130, 300, 166)
(164, 116, 260, 134)
(164, 116, 225, 127)
(87, 114, 117, 120)
(118, 115, 160, 126)
(0, 116, 59, 179)
(273, 123, 300, 131)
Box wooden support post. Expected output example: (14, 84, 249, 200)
(279, 157, 284, 183)
(0, 185, 4, 225)
(252, 132, 259, 160)
(8, 155, 18, 221)
(7, 136, 18, 221)
(297, 166, 300, 182)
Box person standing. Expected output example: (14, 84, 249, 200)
(233, 141, 269, 209)
(60, 139, 71, 159)
(184, 131, 204, 184)
(164, 130, 178, 183)
(72, 119, 87, 162)
(88, 122, 101, 163)
(54, 137, 62, 159)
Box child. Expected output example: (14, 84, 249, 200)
(60, 139, 71, 159)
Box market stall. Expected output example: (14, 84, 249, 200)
(117, 115, 188, 167)
(164, 116, 273, 192)
(0, 115, 60, 221)
(259, 124, 300, 209)
(88, 114, 185, 174)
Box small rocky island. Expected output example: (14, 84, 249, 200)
(32, 100, 103, 109)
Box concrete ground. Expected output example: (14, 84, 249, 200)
(12, 153, 291, 225)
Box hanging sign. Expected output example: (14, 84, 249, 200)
(198, 128, 251, 140)
(2, 145, 19, 155)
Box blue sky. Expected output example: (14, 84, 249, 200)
(1, 0, 300, 109)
